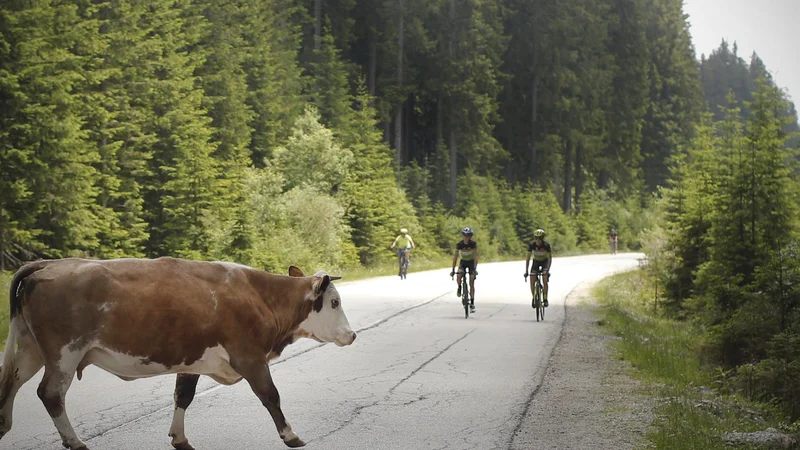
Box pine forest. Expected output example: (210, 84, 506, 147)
(1, 0, 800, 421)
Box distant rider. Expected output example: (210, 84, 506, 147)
(524, 228, 551, 307)
(391, 228, 415, 274)
(450, 227, 478, 313)
(608, 228, 618, 255)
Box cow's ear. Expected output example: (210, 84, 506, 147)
(330, 275, 342, 281)
(288, 266, 305, 277)
(312, 275, 331, 296)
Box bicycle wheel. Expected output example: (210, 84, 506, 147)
(540, 282, 545, 321)
(535, 281, 542, 322)
(539, 278, 546, 321)
(462, 278, 469, 319)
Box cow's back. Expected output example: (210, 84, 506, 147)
(21, 257, 267, 369)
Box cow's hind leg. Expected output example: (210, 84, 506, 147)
(37, 353, 88, 450)
(169, 373, 200, 450)
(0, 318, 44, 439)
(239, 363, 304, 448)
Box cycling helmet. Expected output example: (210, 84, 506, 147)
(461, 227, 473, 236)
(533, 228, 545, 238)
(400, 228, 408, 234)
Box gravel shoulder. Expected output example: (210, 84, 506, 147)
(510, 280, 655, 450)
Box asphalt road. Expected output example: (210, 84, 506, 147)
(0, 253, 642, 450)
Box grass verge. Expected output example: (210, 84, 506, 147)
(339, 255, 454, 281)
(0, 271, 10, 338)
(593, 270, 785, 450)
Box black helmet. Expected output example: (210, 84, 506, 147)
(461, 227, 473, 236)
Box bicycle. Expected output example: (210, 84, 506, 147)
(397, 248, 410, 279)
(525, 271, 547, 322)
(451, 269, 475, 318)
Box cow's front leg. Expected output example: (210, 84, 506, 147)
(240, 363, 304, 448)
(169, 373, 200, 450)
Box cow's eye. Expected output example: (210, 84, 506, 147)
(332, 299, 340, 308)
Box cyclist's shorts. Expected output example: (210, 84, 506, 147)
(459, 260, 475, 274)
(397, 249, 410, 257)
(532, 260, 550, 277)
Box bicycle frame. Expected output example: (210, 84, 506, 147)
(527, 271, 546, 322)
(455, 268, 473, 318)
(397, 248, 410, 279)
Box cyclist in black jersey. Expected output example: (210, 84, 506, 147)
(524, 228, 552, 307)
(450, 227, 478, 313)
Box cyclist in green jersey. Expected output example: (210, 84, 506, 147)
(524, 228, 552, 307)
(450, 227, 478, 313)
(391, 228, 415, 274)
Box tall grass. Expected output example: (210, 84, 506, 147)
(594, 270, 782, 450)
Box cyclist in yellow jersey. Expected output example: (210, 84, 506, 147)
(450, 227, 478, 313)
(391, 228, 415, 274)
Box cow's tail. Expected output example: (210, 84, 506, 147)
(0, 261, 48, 406)
(0, 316, 20, 407)
(8, 260, 49, 319)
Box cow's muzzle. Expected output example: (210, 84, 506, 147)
(335, 330, 357, 347)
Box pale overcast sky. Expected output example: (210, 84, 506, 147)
(682, 0, 799, 104)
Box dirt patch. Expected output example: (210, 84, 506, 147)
(510, 281, 655, 449)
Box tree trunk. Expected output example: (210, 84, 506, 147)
(394, 0, 404, 167)
(574, 138, 584, 208)
(530, 78, 538, 181)
(368, 28, 377, 97)
(449, 127, 457, 208)
(530, 42, 538, 182)
(436, 96, 443, 147)
(314, 0, 322, 50)
(779, 247, 786, 332)
(405, 92, 413, 163)
(563, 137, 572, 212)
(447, 0, 456, 208)
(0, 226, 4, 272)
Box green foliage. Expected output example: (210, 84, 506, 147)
(271, 106, 354, 193)
(3, 0, 794, 331)
(338, 84, 426, 264)
(509, 184, 577, 253)
(454, 170, 521, 255)
(653, 78, 800, 420)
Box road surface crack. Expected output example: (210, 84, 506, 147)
(309, 329, 476, 444)
(506, 281, 586, 448)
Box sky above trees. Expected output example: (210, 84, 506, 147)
(684, 0, 799, 109)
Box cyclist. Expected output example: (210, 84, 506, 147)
(450, 227, 478, 313)
(524, 228, 551, 308)
(608, 228, 618, 255)
(391, 228, 415, 275)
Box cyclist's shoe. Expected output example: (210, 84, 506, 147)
(531, 297, 536, 308)
(543, 297, 549, 307)
(470, 301, 476, 313)
(457, 285, 462, 297)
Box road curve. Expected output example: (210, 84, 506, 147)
(0, 253, 643, 450)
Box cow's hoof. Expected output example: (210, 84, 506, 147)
(284, 437, 306, 447)
(173, 442, 195, 450)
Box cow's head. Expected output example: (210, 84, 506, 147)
(289, 266, 356, 347)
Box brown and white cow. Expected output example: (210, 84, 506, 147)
(0, 257, 356, 449)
